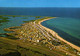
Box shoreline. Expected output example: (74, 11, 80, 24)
(38, 17, 80, 51)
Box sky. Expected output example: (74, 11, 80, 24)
(0, 0, 80, 7)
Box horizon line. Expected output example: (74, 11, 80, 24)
(0, 7, 80, 8)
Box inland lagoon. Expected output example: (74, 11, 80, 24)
(0, 15, 43, 38)
(0, 15, 43, 33)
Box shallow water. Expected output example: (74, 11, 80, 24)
(41, 17, 80, 47)
(0, 16, 42, 33)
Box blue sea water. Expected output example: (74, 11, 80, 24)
(41, 17, 80, 46)
(0, 7, 80, 46)
(0, 7, 80, 18)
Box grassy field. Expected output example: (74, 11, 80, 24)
(0, 37, 67, 56)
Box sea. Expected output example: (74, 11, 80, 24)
(0, 7, 80, 47)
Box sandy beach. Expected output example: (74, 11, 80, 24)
(38, 17, 80, 51)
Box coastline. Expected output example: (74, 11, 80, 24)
(38, 17, 80, 51)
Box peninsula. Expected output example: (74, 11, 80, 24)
(0, 16, 80, 56)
